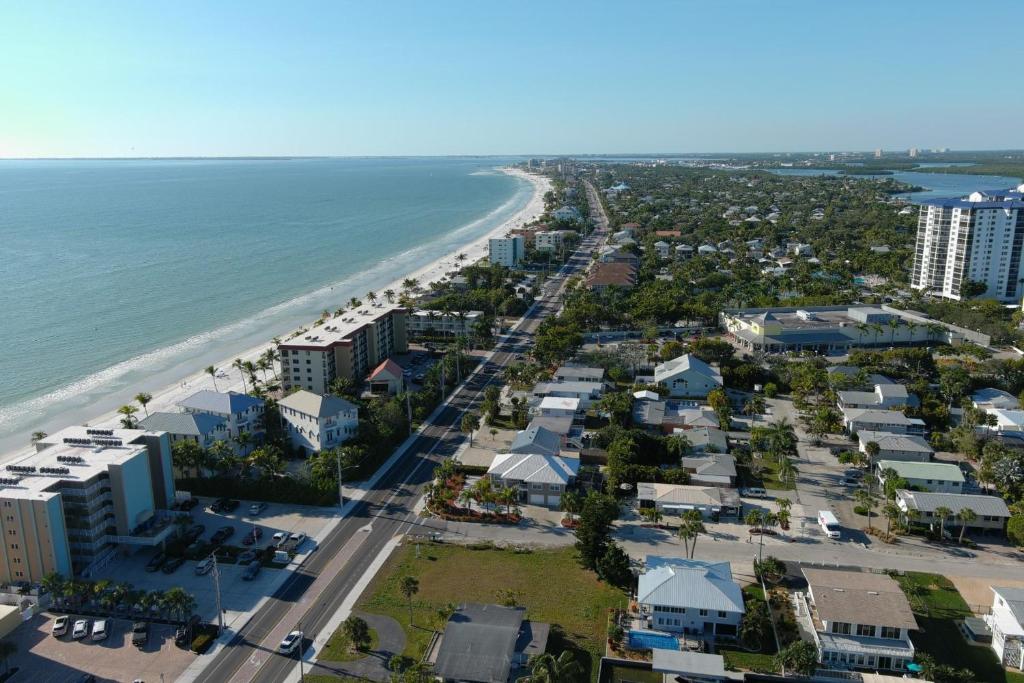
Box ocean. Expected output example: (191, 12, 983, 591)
(0, 157, 530, 452)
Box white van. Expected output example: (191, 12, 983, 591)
(818, 510, 841, 539)
(92, 619, 108, 641)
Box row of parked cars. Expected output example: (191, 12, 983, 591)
(51, 615, 148, 646)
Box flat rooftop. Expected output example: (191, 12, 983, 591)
(279, 302, 404, 350)
(1, 426, 157, 500)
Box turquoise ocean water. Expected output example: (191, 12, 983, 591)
(0, 157, 530, 452)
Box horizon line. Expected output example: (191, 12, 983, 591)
(3, 148, 1024, 161)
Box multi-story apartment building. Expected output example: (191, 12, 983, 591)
(535, 230, 573, 252)
(277, 390, 359, 455)
(406, 309, 483, 338)
(278, 304, 408, 394)
(0, 426, 176, 583)
(488, 236, 525, 267)
(911, 185, 1024, 301)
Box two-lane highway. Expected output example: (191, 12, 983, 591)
(196, 180, 610, 683)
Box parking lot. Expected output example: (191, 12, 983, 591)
(95, 496, 339, 626)
(5, 612, 192, 682)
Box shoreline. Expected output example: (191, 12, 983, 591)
(0, 166, 551, 459)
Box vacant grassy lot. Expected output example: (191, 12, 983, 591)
(719, 584, 779, 674)
(895, 572, 1013, 682)
(358, 543, 627, 681)
(740, 458, 795, 491)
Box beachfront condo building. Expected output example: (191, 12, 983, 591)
(278, 303, 408, 393)
(0, 426, 176, 583)
(406, 309, 483, 338)
(910, 185, 1024, 302)
(489, 236, 525, 267)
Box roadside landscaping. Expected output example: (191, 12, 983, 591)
(720, 584, 779, 674)
(357, 543, 627, 681)
(895, 572, 1015, 683)
(320, 624, 380, 662)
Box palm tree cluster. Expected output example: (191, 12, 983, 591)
(425, 460, 520, 520)
(750, 418, 799, 488)
(41, 572, 197, 623)
(171, 438, 285, 481)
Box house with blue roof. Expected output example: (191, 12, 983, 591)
(177, 390, 265, 441)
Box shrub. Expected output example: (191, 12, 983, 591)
(191, 632, 215, 654)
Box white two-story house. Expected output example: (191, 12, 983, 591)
(486, 453, 578, 508)
(277, 390, 359, 455)
(654, 354, 723, 399)
(637, 557, 745, 638)
(987, 586, 1024, 672)
(796, 568, 918, 672)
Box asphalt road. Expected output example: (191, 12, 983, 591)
(196, 181, 610, 683)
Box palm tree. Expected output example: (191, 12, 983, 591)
(459, 488, 473, 513)
(348, 297, 362, 310)
(263, 348, 280, 379)
(854, 489, 877, 530)
(521, 651, 583, 683)
(934, 505, 953, 539)
(366, 291, 377, 305)
(777, 457, 798, 486)
(135, 392, 153, 417)
(460, 412, 480, 445)
(234, 431, 254, 458)
(399, 576, 419, 626)
(161, 587, 196, 622)
(745, 509, 767, 560)
(882, 502, 900, 537)
(678, 509, 705, 558)
(560, 490, 581, 523)
(956, 508, 977, 543)
(242, 360, 258, 389)
(233, 358, 248, 393)
(887, 317, 899, 345)
(384, 289, 396, 304)
(206, 365, 219, 391)
(30, 431, 47, 444)
(117, 404, 139, 429)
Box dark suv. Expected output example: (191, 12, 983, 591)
(132, 621, 149, 647)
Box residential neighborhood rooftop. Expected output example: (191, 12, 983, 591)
(278, 389, 357, 417)
(177, 389, 263, 415)
(803, 568, 918, 631)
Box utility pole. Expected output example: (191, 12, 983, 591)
(405, 390, 412, 435)
(211, 554, 223, 634)
(335, 449, 344, 509)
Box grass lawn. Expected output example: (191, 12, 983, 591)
(719, 584, 780, 674)
(606, 663, 662, 683)
(895, 572, 1014, 682)
(319, 624, 380, 662)
(358, 544, 627, 681)
(740, 459, 795, 491)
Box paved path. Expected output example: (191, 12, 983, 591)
(310, 612, 405, 681)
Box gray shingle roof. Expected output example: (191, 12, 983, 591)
(508, 425, 561, 457)
(177, 390, 263, 416)
(638, 557, 744, 613)
(434, 604, 524, 683)
(682, 454, 737, 478)
(137, 411, 226, 437)
(803, 568, 917, 632)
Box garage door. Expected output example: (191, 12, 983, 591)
(529, 493, 547, 506)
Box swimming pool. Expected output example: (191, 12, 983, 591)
(628, 629, 680, 651)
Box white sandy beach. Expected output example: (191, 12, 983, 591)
(1, 167, 551, 461)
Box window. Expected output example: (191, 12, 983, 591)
(831, 622, 852, 635)
(857, 624, 876, 637)
(718, 611, 727, 618)
(698, 609, 708, 617)
(880, 626, 900, 639)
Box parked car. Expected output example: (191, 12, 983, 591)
(249, 502, 267, 515)
(180, 497, 199, 511)
(52, 615, 69, 637)
(843, 477, 862, 486)
(162, 557, 185, 574)
(210, 497, 229, 513)
(844, 469, 864, 479)
(145, 552, 166, 572)
(185, 524, 206, 541)
(195, 557, 215, 575)
(238, 550, 258, 564)
(242, 527, 263, 546)
(272, 531, 288, 548)
(72, 619, 90, 640)
(278, 630, 302, 654)
(740, 487, 767, 498)
(242, 560, 262, 581)
(131, 621, 149, 647)
(224, 499, 240, 512)
(288, 532, 306, 549)
(211, 525, 235, 545)
(91, 619, 108, 641)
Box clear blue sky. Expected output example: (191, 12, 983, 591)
(2, 1, 1021, 157)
